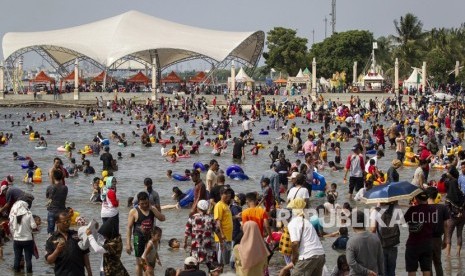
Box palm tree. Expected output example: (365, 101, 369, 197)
(392, 13, 424, 45)
(391, 13, 426, 77)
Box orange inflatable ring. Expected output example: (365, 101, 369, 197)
(352, 87, 359, 93)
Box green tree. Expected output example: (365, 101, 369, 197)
(391, 13, 426, 77)
(262, 27, 310, 76)
(309, 30, 373, 83)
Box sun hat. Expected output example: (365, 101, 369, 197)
(184, 256, 198, 266)
(197, 199, 209, 211)
(392, 159, 402, 168)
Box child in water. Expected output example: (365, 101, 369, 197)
(141, 226, 162, 276)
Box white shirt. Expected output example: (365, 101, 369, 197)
(10, 213, 36, 241)
(242, 120, 251, 131)
(354, 188, 367, 201)
(365, 156, 378, 173)
(287, 186, 310, 202)
(347, 154, 364, 177)
(288, 216, 325, 259)
(354, 113, 361, 124)
(161, 147, 167, 156)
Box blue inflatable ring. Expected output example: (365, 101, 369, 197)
(366, 149, 377, 155)
(21, 163, 30, 169)
(101, 139, 110, 146)
(311, 172, 326, 191)
(172, 174, 190, 181)
(226, 165, 244, 176)
(193, 162, 207, 172)
(179, 188, 195, 208)
(229, 171, 249, 180)
(259, 131, 269, 135)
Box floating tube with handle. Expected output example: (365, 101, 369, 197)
(226, 165, 244, 177)
(311, 172, 326, 191)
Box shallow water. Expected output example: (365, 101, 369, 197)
(0, 107, 462, 275)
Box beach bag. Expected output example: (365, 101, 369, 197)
(278, 227, 292, 255)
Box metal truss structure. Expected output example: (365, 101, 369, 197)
(4, 30, 264, 91)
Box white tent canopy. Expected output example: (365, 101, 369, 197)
(296, 69, 304, 78)
(403, 68, 422, 89)
(2, 10, 264, 70)
(235, 67, 254, 82)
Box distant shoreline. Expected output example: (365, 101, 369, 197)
(0, 92, 400, 108)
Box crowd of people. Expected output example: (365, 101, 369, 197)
(1, 89, 465, 276)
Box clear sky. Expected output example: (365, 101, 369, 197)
(1, 0, 464, 69)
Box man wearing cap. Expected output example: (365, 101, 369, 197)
(387, 159, 401, 183)
(100, 146, 114, 171)
(287, 173, 310, 208)
(184, 200, 221, 269)
(418, 142, 432, 181)
(343, 145, 365, 199)
(260, 163, 280, 202)
(287, 198, 325, 275)
(404, 192, 436, 275)
(177, 256, 207, 276)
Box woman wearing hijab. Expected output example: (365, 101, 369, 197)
(101, 176, 119, 230)
(87, 216, 129, 276)
(9, 200, 37, 273)
(233, 221, 269, 276)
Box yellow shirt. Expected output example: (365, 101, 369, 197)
(214, 201, 233, 242)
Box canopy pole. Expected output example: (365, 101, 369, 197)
(0, 60, 4, 99)
(421, 61, 426, 92)
(311, 58, 317, 97)
(74, 59, 79, 100)
(151, 58, 157, 101)
(102, 69, 107, 92)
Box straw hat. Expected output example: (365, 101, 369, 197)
(392, 159, 402, 168)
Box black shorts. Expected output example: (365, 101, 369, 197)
(349, 177, 364, 194)
(133, 234, 148, 258)
(405, 243, 432, 272)
(335, 156, 341, 164)
(279, 173, 288, 188)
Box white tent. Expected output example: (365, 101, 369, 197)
(319, 77, 330, 87)
(235, 67, 254, 83)
(403, 68, 421, 89)
(296, 69, 304, 78)
(2, 10, 264, 70)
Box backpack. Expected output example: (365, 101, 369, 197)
(376, 205, 400, 248)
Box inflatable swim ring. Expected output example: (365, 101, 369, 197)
(229, 171, 249, 180)
(172, 174, 190, 181)
(226, 165, 244, 176)
(179, 189, 194, 208)
(193, 162, 207, 172)
(403, 160, 419, 167)
(150, 137, 156, 144)
(21, 163, 30, 169)
(257, 144, 265, 149)
(432, 164, 447, 170)
(69, 210, 80, 226)
(312, 172, 326, 191)
(100, 139, 110, 146)
(158, 139, 171, 144)
(57, 146, 67, 152)
(35, 146, 47, 150)
(366, 149, 377, 155)
(259, 131, 269, 135)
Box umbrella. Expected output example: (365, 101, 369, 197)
(361, 181, 422, 204)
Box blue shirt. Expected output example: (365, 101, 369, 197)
(458, 174, 465, 193)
